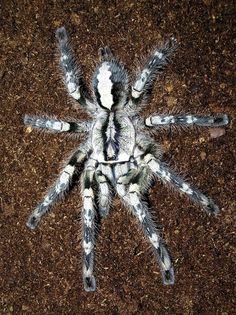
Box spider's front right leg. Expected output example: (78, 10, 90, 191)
(56, 27, 96, 114)
(145, 114, 229, 128)
(26, 149, 87, 229)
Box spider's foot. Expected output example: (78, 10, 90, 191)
(55, 26, 67, 43)
(161, 267, 175, 285)
(84, 275, 96, 292)
(202, 199, 219, 216)
(212, 114, 229, 126)
(26, 214, 41, 230)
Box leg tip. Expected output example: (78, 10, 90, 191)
(26, 215, 39, 230)
(162, 267, 175, 285)
(213, 114, 230, 126)
(55, 26, 68, 42)
(204, 201, 220, 216)
(84, 276, 96, 292)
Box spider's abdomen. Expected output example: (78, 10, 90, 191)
(91, 112, 135, 163)
(92, 61, 128, 110)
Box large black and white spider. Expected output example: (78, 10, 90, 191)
(25, 27, 229, 292)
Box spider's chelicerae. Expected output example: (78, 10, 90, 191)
(25, 27, 229, 292)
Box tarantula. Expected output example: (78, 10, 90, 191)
(25, 27, 229, 292)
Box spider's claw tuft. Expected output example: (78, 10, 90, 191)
(26, 214, 40, 230)
(203, 201, 220, 216)
(55, 26, 68, 43)
(84, 276, 96, 292)
(162, 267, 175, 285)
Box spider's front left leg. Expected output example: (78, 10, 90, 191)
(81, 159, 98, 291)
(145, 114, 229, 128)
(116, 169, 175, 285)
(24, 115, 91, 134)
(56, 27, 96, 114)
(131, 36, 177, 102)
(26, 149, 87, 229)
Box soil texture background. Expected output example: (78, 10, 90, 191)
(1, 1, 235, 314)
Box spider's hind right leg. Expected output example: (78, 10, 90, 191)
(116, 167, 175, 285)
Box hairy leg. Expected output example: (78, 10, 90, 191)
(116, 173, 174, 285)
(26, 149, 87, 229)
(56, 27, 96, 113)
(24, 114, 91, 133)
(95, 170, 111, 217)
(131, 36, 176, 102)
(81, 159, 97, 291)
(145, 114, 229, 127)
(141, 153, 219, 214)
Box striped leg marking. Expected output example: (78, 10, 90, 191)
(24, 115, 91, 133)
(96, 171, 111, 217)
(132, 36, 176, 101)
(55, 27, 95, 112)
(119, 180, 174, 285)
(82, 164, 97, 292)
(145, 114, 229, 127)
(144, 154, 219, 214)
(26, 150, 86, 229)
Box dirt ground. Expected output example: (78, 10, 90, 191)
(0, 1, 235, 314)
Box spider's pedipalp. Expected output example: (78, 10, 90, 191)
(143, 154, 219, 215)
(145, 114, 229, 127)
(132, 36, 177, 101)
(26, 149, 87, 229)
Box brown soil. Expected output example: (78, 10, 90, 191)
(1, 1, 235, 314)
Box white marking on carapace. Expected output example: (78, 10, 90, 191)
(97, 63, 113, 109)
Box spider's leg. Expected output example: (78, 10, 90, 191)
(131, 36, 176, 102)
(142, 154, 219, 214)
(26, 149, 87, 229)
(145, 114, 229, 127)
(81, 160, 97, 292)
(116, 175, 174, 285)
(95, 170, 111, 217)
(56, 27, 96, 113)
(24, 115, 91, 133)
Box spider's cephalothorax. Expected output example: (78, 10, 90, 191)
(25, 27, 229, 292)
